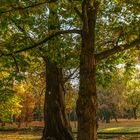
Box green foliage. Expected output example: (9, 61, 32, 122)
(0, 95, 22, 122)
(98, 66, 140, 120)
(0, 0, 139, 128)
(124, 70, 140, 115)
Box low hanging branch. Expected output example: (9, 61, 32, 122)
(0, 29, 81, 58)
(95, 38, 140, 63)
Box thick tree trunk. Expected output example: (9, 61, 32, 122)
(76, 1, 99, 140)
(42, 58, 73, 140)
(42, 2, 73, 140)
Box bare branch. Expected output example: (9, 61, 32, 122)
(63, 67, 79, 83)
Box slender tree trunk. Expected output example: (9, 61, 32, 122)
(17, 116, 21, 128)
(76, 1, 99, 140)
(42, 2, 73, 140)
(112, 111, 118, 122)
(1, 122, 5, 127)
(133, 107, 137, 119)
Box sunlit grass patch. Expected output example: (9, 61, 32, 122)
(0, 132, 41, 140)
(98, 126, 140, 133)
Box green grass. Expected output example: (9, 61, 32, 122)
(0, 126, 42, 140)
(0, 125, 140, 140)
(0, 132, 41, 140)
(0, 131, 140, 140)
(98, 126, 140, 133)
(97, 127, 140, 140)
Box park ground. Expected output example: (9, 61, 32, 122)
(0, 119, 140, 140)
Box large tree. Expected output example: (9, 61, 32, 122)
(76, 0, 140, 140)
(42, 2, 73, 140)
(0, 0, 140, 140)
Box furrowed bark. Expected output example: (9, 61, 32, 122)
(42, 2, 73, 140)
(42, 57, 73, 140)
(76, 1, 99, 140)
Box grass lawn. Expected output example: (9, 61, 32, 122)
(98, 119, 140, 129)
(0, 119, 140, 140)
(99, 126, 140, 133)
(0, 132, 139, 140)
(98, 127, 140, 140)
(97, 119, 140, 140)
(0, 132, 41, 140)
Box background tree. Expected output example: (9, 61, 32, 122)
(124, 69, 140, 119)
(14, 83, 35, 127)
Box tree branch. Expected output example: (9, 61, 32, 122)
(114, 31, 123, 47)
(63, 67, 79, 83)
(0, 29, 81, 57)
(11, 19, 36, 44)
(95, 39, 140, 63)
(0, 50, 4, 57)
(0, 1, 48, 15)
(68, 0, 82, 20)
(11, 55, 20, 72)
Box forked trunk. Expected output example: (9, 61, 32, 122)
(42, 58, 73, 140)
(42, 2, 73, 139)
(76, 1, 99, 140)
